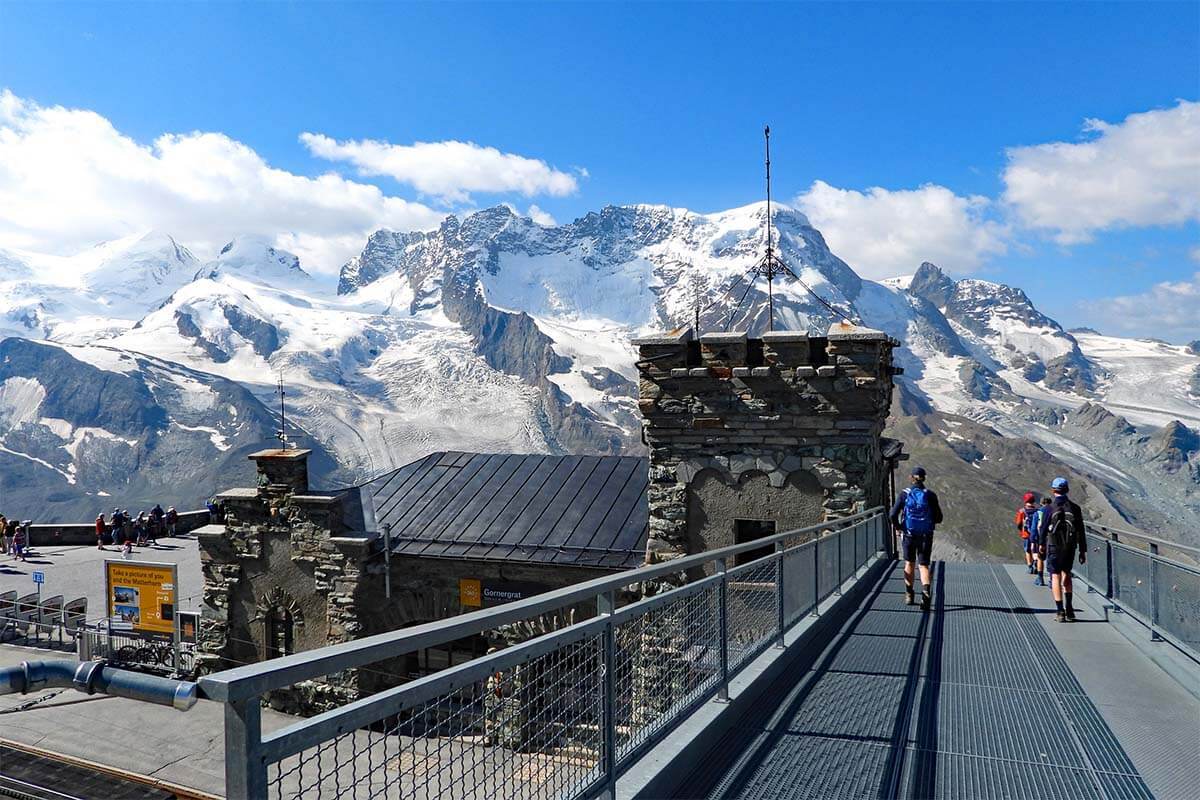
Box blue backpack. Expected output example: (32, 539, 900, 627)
(904, 487, 934, 535)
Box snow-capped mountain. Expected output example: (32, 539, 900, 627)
(0, 204, 1195, 549)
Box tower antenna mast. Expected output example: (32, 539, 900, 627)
(276, 372, 291, 448)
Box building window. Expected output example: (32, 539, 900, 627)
(265, 606, 295, 660)
(403, 633, 489, 679)
(733, 519, 776, 566)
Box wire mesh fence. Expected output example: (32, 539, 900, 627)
(1152, 558, 1200, 652)
(1111, 545, 1152, 625)
(200, 509, 888, 800)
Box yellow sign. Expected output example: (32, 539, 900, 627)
(105, 561, 178, 635)
(459, 578, 482, 608)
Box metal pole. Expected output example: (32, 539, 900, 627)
(224, 695, 267, 800)
(383, 523, 392, 600)
(835, 530, 843, 595)
(1149, 542, 1159, 641)
(598, 589, 617, 799)
(811, 538, 820, 616)
(173, 609, 182, 677)
(716, 557, 730, 702)
(1105, 539, 1114, 601)
(774, 542, 785, 648)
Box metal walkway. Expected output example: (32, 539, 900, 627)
(669, 562, 1179, 800)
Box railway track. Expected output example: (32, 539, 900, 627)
(0, 740, 218, 800)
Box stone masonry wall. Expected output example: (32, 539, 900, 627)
(634, 325, 899, 561)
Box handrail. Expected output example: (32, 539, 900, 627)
(199, 506, 884, 702)
(1085, 522, 1200, 556)
(0, 660, 198, 711)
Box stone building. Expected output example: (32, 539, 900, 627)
(195, 322, 901, 713)
(195, 449, 648, 710)
(633, 323, 901, 564)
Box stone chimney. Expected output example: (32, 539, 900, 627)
(634, 323, 900, 562)
(249, 448, 311, 497)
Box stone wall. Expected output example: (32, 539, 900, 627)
(634, 324, 899, 561)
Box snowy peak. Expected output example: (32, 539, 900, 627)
(202, 237, 309, 284)
(83, 231, 201, 308)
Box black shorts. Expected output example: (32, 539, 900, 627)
(1046, 548, 1075, 574)
(902, 533, 932, 567)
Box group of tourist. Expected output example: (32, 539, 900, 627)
(96, 505, 180, 555)
(0, 515, 32, 561)
(1015, 479, 1087, 622)
(890, 467, 1088, 623)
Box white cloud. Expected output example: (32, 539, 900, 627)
(1003, 101, 1200, 244)
(0, 91, 447, 273)
(1083, 272, 1200, 342)
(525, 204, 556, 226)
(300, 132, 579, 204)
(795, 180, 1008, 279)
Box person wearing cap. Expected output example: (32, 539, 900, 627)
(889, 466, 943, 610)
(1015, 492, 1038, 574)
(1039, 477, 1087, 622)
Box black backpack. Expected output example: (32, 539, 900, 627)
(1047, 505, 1077, 552)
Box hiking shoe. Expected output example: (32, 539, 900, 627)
(1034, 575, 1044, 586)
(904, 588, 915, 606)
(1065, 610, 1077, 622)
(921, 591, 932, 612)
(1055, 611, 1067, 623)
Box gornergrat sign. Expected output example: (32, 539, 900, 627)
(105, 560, 178, 635)
(459, 578, 547, 608)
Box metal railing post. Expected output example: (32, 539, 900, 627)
(1105, 539, 1114, 601)
(835, 529, 843, 595)
(774, 542, 785, 648)
(716, 557, 730, 702)
(811, 538, 820, 616)
(598, 589, 617, 799)
(1149, 543, 1159, 641)
(224, 695, 267, 800)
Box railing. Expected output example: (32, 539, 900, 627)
(1078, 523, 1200, 664)
(77, 625, 197, 677)
(199, 508, 889, 799)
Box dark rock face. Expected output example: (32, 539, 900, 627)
(908, 262, 958, 309)
(1044, 351, 1100, 394)
(0, 338, 339, 522)
(175, 310, 231, 363)
(958, 359, 1013, 402)
(1189, 364, 1200, 398)
(1149, 421, 1200, 473)
(221, 304, 281, 359)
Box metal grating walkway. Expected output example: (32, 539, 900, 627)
(670, 563, 1160, 800)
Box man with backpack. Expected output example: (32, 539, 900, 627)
(890, 466, 944, 610)
(1015, 492, 1038, 574)
(1039, 477, 1087, 622)
(1032, 496, 1052, 586)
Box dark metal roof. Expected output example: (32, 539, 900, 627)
(362, 452, 649, 569)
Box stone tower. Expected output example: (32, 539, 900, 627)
(633, 323, 900, 562)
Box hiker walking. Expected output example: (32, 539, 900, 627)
(1032, 496, 1052, 586)
(1039, 477, 1086, 622)
(890, 466, 944, 611)
(1016, 492, 1038, 574)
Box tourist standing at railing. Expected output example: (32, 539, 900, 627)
(96, 512, 107, 550)
(890, 466, 943, 611)
(0, 514, 7, 554)
(1039, 478, 1087, 622)
(11, 520, 28, 561)
(165, 506, 178, 537)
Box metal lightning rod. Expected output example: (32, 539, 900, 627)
(277, 373, 289, 448)
(765, 125, 774, 331)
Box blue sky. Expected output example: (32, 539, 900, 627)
(1, 2, 1197, 339)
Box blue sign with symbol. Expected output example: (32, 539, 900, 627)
(32, 571, 44, 585)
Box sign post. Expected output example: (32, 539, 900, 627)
(32, 571, 44, 608)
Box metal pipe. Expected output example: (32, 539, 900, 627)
(0, 660, 197, 711)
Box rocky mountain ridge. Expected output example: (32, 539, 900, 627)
(0, 204, 1195, 552)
